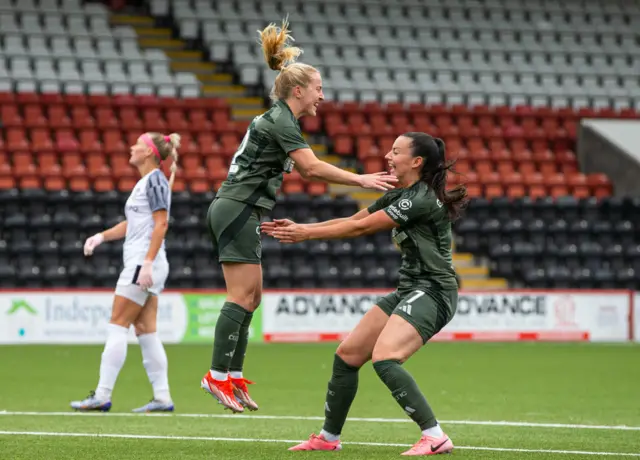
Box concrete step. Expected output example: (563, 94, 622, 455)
(460, 278, 508, 289)
(310, 143, 327, 155)
(165, 50, 204, 61)
(202, 85, 247, 96)
(110, 15, 154, 26)
(322, 155, 341, 165)
(452, 253, 474, 267)
(138, 38, 185, 50)
(170, 61, 216, 73)
(455, 265, 489, 279)
(198, 73, 233, 84)
(225, 97, 264, 107)
(134, 27, 172, 38)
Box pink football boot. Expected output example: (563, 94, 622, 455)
(401, 433, 453, 456)
(289, 434, 342, 451)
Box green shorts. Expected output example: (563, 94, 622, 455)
(377, 288, 458, 344)
(206, 197, 265, 264)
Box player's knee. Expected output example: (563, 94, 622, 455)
(251, 290, 262, 310)
(110, 310, 133, 328)
(371, 342, 407, 364)
(133, 320, 154, 336)
(337, 341, 370, 368)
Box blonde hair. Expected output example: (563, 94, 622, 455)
(148, 132, 180, 190)
(258, 17, 319, 102)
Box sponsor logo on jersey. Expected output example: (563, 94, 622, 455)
(398, 199, 412, 210)
(387, 205, 409, 222)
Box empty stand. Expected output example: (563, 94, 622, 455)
(165, 0, 640, 108)
(0, 0, 201, 97)
(307, 101, 618, 199)
(0, 188, 385, 289)
(455, 196, 640, 289)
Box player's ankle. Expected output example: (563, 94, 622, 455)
(320, 429, 340, 442)
(209, 370, 228, 381)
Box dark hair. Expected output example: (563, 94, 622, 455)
(402, 132, 469, 221)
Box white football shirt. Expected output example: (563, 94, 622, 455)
(122, 169, 171, 265)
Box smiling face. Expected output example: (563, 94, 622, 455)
(384, 135, 423, 184)
(294, 71, 324, 117)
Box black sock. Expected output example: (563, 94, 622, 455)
(322, 354, 360, 436)
(373, 359, 437, 430)
(210, 302, 247, 373)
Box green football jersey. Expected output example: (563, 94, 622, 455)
(368, 181, 459, 291)
(215, 100, 310, 210)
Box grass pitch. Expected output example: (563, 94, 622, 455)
(0, 342, 638, 459)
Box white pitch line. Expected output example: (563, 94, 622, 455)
(0, 430, 638, 457)
(0, 410, 639, 432)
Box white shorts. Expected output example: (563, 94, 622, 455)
(116, 260, 169, 306)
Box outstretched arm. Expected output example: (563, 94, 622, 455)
(261, 209, 371, 237)
(271, 210, 398, 243)
(289, 148, 397, 191)
(305, 208, 371, 228)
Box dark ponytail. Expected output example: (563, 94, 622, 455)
(405, 133, 469, 221)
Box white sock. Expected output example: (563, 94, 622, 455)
(320, 429, 340, 442)
(422, 424, 444, 438)
(209, 370, 228, 381)
(95, 324, 129, 401)
(138, 332, 172, 403)
(229, 371, 243, 379)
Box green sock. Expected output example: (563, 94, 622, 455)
(210, 302, 247, 373)
(373, 359, 437, 430)
(229, 311, 253, 373)
(321, 354, 360, 436)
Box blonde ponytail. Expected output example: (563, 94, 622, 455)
(257, 17, 319, 102)
(166, 133, 180, 190)
(258, 16, 303, 71)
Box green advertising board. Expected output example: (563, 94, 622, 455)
(181, 294, 262, 343)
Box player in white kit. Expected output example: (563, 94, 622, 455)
(70, 132, 180, 413)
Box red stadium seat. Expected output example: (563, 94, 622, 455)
(6, 129, 29, 151)
(48, 105, 72, 129)
(307, 182, 328, 196)
(55, 130, 80, 152)
(71, 106, 96, 129)
(23, 104, 48, 128)
(333, 135, 353, 156)
(190, 179, 210, 193)
(117, 177, 137, 191)
(44, 176, 66, 190)
(94, 177, 115, 191)
(31, 129, 54, 153)
(0, 175, 16, 189)
(69, 176, 91, 192)
(19, 176, 41, 189)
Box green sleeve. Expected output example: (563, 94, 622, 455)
(273, 125, 310, 154)
(367, 193, 392, 214)
(382, 191, 439, 225)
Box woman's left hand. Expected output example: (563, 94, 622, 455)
(137, 260, 154, 290)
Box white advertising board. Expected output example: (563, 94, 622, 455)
(0, 292, 187, 344)
(261, 290, 631, 343)
(0, 290, 633, 344)
(261, 290, 379, 342)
